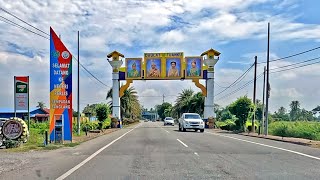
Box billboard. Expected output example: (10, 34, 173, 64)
(14, 76, 29, 111)
(49, 27, 72, 141)
(185, 56, 203, 78)
(126, 58, 142, 79)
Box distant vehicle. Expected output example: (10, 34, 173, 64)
(178, 113, 204, 132)
(164, 117, 174, 126)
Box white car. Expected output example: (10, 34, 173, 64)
(178, 113, 204, 132)
(164, 117, 175, 126)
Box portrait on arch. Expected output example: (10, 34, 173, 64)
(166, 58, 182, 78)
(146, 58, 161, 78)
(186, 57, 202, 78)
(126, 58, 142, 79)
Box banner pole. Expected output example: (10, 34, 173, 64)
(14, 76, 16, 118)
(28, 76, 30, 130)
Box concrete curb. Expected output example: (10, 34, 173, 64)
(239, 133, 312, 146)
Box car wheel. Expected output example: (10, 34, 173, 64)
(183, 127, 186, 132)
(200, 129, 204, 133)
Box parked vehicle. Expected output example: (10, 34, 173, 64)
(164, 117, 175, 126)
(178, 113, 204, 132)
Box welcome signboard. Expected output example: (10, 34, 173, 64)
(124, 53, 204, 80)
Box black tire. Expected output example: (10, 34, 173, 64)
(200, 129, 204, 133)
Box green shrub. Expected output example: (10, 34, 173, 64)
(102, 118, 111, 129)
(216, 119, 236, 131)
(3, 140, 21, 148)
(269, 121, 320, 140)
(81, 121, 99, 131)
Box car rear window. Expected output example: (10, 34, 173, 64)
(166, 117, 173, 120)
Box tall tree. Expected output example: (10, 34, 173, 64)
(157, 102, 172, 120)
(228, 96, 253, 131)
(172, 89, 194, 117)
(36, 101, 46, 109)
(289, 100, 301, 121)
(273, 106, 290, 121)
(83, 104, 99, 117)
(106, 86, 141, 119)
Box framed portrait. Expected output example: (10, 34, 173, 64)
(185, 56, 203, 78)
(126, 58, 142, 79)
(145, 58, 161, 79)
(166, 58, 182, 79)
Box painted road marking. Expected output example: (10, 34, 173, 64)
(206, 132, 320, 161)
(194, 152, 199, 156)
(56, 124, 141, 180)
(177, 139, 188, 147)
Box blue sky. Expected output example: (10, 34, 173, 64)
(0, 0, 320, 113)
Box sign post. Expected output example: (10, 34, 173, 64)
(14, 76, 29, 129)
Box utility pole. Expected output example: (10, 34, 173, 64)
(262, 66, 266, 135)
(162, 94, 165, 104)
(252, 56, 257, 133)
(265, 22, 270, 136)
(77, 31, 81, 135)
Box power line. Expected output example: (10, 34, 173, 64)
(270, 60, 320, 74)
(0, 15, 49, 40)
(214, 63, 254, 97)
(214, 81, 229, 88)
(258, 46, 320, 64)
(72, 56, 111, 88)
(1, 14, 110, 88)
(0, 7, 49, 36)
(215, 73, 264, 102)
(270, 56, 320, 71)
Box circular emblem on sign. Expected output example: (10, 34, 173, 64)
(61, 51, 70, 59)
(2, 120, 23, 140)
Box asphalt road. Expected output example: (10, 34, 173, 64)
(1, 121, 320, 180)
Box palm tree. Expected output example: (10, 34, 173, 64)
(190, 92, 204, 116)
(173, 89, 194, 117)
(36, 101, 45, 109)
(106, 86, 141, 119)
(290, 101, 301, 121)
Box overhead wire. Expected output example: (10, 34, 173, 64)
(258, 46, 320, 64)
(214, 63, 254, 97)
(270, 56, 320, 71)
(215, 72, 264, 102)
(0, 7, 49, 36)
(0, 15, 49, 40)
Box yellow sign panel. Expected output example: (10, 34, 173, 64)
(144, 52, 184, 79)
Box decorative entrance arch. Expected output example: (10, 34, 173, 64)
(107, 49, 220, 127)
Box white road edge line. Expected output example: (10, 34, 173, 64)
(56, 124, 141, 180)
(177, 139, 188, 147)
(194, 152, 199, 156)
(206, 132, 320, 161)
